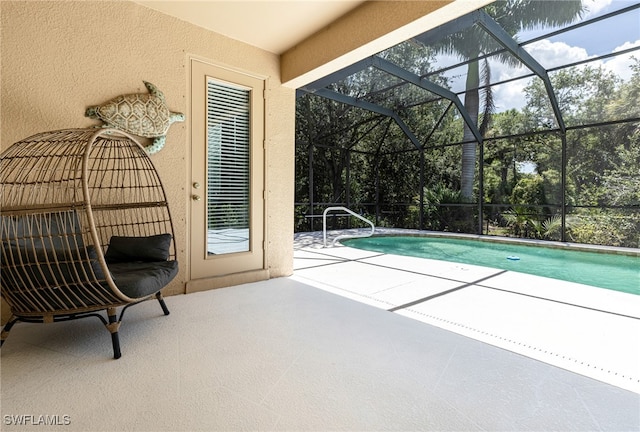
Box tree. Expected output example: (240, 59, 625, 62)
(523, 65, 623, 206)
(603, 59, 640, 208)
(295, 41, 454, 230)
(520, 57, 639, 247)
(483, 109, 529, 204)
(432, 0, 585, 200)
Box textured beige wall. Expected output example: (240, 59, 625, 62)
(1, 1, 295, 305)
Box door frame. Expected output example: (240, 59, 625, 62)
(186, 56, 268, 292)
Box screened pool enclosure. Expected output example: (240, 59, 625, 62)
(295, 1, 639, 248)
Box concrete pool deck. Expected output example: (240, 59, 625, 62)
(293, 229, 640, 394)
(1, 230, 637, 430)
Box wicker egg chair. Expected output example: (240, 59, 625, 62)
(0, 128, 178, 359)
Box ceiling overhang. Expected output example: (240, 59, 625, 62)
(280, 0, 493, 88)
(134, 0, 367, 54)
(134, 1, 493, 88)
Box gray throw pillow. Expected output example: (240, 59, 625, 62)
(105, 234, 172, 263)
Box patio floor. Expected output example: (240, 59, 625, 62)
(0, 230, 638, 431)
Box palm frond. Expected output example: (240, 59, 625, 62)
(484, 0, 586, 34)
(505, 0, 586, 32)
(541, 214, 563, 234)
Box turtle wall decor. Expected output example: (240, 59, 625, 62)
(85, 81, 184, 154)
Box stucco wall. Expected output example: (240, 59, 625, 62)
(1, 0, 295, 308)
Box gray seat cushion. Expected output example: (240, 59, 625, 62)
(108, 260, 178, 298)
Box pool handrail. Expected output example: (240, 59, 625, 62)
(322, 206, 375, 247)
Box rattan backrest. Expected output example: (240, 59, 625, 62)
(1, 129, 177, 314)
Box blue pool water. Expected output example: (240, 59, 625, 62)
(343, 236, 639, 295)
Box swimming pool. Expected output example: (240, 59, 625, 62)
(343, 235, 639, 295)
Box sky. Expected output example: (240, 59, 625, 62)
(546, 0, 638, 56)
(435, 0, 640, 112)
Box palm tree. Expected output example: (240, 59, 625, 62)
(432, 0, 585, 200)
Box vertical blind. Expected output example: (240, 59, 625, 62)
(206, 79, 250, 230)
